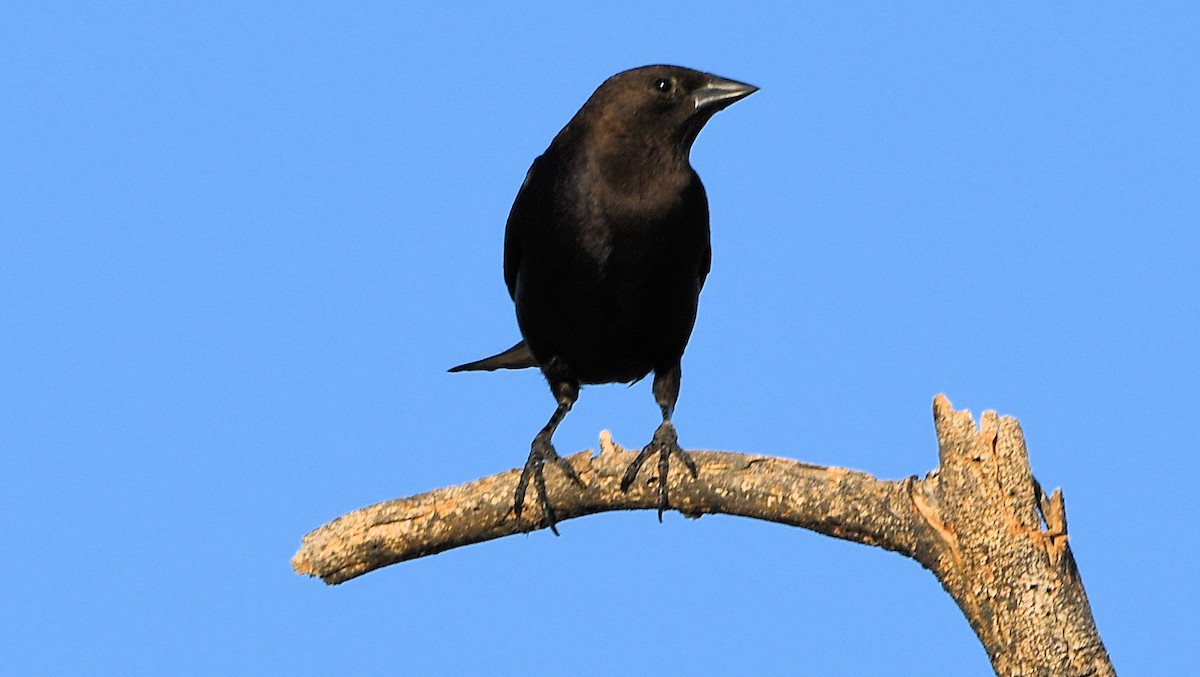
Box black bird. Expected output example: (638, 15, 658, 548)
(451, 65, 756, 533)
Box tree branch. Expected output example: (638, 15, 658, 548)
(292, 395, 1113, 676)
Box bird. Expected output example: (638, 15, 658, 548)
(450, 65, 756, 534)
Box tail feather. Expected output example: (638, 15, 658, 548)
(449, 340, 538, 372)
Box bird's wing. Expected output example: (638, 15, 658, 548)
(503, 158, 545, 300)
(690, 170, 713, 291)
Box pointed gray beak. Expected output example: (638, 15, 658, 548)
(694, 75, 759, 112)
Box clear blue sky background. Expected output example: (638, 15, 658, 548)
(3, 3, 1196, 675)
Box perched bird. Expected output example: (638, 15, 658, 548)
(451, 65, 756, 533)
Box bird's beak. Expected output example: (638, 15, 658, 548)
(694, 76, 759, 112)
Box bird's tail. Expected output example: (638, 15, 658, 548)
(448, 340, 538, 372)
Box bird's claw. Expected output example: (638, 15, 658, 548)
(619, 422, 698, 520)
(513, 436, 584, 535)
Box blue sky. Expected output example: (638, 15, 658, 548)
(2, 3, 1196, 675)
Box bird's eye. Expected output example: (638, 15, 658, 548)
(654, 78, 673, 94)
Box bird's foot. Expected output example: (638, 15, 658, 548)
(619, 421, 699, 521)
(513, 433, 584, 535)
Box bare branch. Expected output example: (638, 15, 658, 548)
(291, 430, 924, 583)
(292, 395, 1114, 676)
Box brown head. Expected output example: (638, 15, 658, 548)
(551, 65, 758, 181)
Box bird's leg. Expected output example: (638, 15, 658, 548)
(620, 365, 698, 520)
(514, 380, 583, 535)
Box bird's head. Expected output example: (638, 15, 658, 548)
(571, 65, 758, 164)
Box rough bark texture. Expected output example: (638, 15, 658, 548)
(293, 395, 1114, 676)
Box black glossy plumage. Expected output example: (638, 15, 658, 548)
(451, 65, 756, 532)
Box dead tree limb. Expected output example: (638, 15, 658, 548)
(293, 395, 1113, 676)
